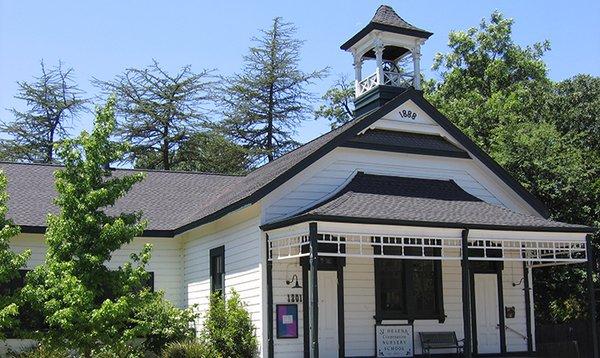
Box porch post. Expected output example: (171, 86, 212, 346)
(522, 262, 533, 353)
(586, 234, 599, 358)
(461, 229, 473, 358)
(265, 233, 274, 358)
(309, 222, 319, 358)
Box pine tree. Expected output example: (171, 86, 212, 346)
(95, 60, 214, 170)
(218, 17, 327, 165)
(0, 60, 86, 163)
(132, 130, 250, 175)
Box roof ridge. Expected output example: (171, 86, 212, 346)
(0, 161, 245, 177)
(0, 161, 63, 168)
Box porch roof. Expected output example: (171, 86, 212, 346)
(261, 173, 594, 233)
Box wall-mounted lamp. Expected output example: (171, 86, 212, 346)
(512, 277, 524, 287)
(286, 274, 302, 289)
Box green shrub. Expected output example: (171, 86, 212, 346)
(199, 290, 258, 358)
(131, 290, 198, 353)
(9, 344, 68, 358)
(162, 341, 220, 358)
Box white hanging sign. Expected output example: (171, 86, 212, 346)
(375, 324, 414, 357)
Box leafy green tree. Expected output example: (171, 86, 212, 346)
(200, 290, 258, 358)
(427, 11, 600, 323)
(426, 11, 550, 151)
(0, 172, 30, 336)
(492, 120, 600, 322)
(21, 98, 196, 355)
(136, 131, 250, 175)
(95, 60, 214, 170)
(547, 74, 600, 153)
(218, 17, 328, 165)
(315, 74, 355, 129)
(0, 60, 87, 163)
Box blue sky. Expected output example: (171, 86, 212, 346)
(1, 0, 599, 144)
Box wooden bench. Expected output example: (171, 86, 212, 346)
(419, 331, 464, 356)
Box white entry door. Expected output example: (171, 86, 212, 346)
(474, 274, 501, 354)
(318, 271, 338, 358)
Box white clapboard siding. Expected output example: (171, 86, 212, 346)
(272, 252, 532, 356)
(502, 258, 530, 352)
(183, 216, 263, 343)
(272, 260, 304, 357)
(263, 147, 534, 224)
(9, 234, 184, 306)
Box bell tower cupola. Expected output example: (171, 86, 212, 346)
(341, 5, 432, 115)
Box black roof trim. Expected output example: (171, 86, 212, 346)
(260, 214, 596, 233)
(172, 90, 418, 235)
(4, 90, 558, 235)
(409, 95, 551, 218)
(175, 88, 550, 234)
(341, 22, 433, 51)
(20, 225, 175, 238)
(340, 141, 471, 159)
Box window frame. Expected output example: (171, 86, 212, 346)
(374, 256, 444, 322)
(209, 245, 225, 295)
(145, 272, 155, 292)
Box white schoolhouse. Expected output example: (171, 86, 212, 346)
(2, 5, 597, 358)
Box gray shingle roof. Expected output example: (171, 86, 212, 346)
(0, 108, 377, 235)
(341, 5, 432, 50)
(371, 5, 428, 33)
(173, 108, 379, 233)
(344, 129, 469, 158)
(263, 173, 593, 232)
(0, 162, 244, 233)
(0, 89, 583, 235)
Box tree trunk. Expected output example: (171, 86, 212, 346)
(162, 122, 170, 170)
(266, 83, 274, 162)
(47, 117, 55, 163)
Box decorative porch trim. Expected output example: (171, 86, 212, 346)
(267, 230, 588, 268)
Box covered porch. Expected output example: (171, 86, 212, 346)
(261, 174, 597, 358)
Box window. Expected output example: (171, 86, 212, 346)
(378, 259, 406, 314)
(375, 249, 444, 321)
(145, 272, 155, 292)
(0, 269, 28, 296)
(210, 246, 225, 295)
(0, 270, 47, 337)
